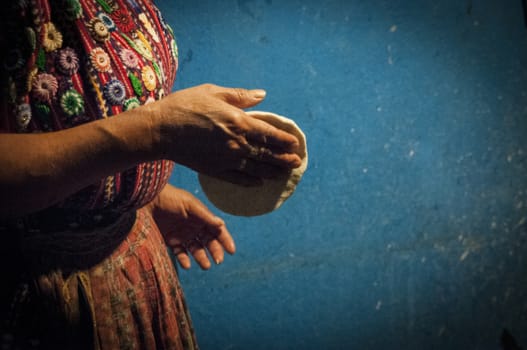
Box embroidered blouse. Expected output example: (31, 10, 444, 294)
(0, 0, 178, 220)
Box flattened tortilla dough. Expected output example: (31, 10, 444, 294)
(198, 111, 308, 217)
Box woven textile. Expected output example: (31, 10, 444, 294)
(0, 1, 199, 348)
(2, 208, 198, 349)
(0, 0, 177, 213)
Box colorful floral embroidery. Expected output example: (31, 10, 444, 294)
(145, 96, 156, 104)
(35, 103, 50, 117)
(97, 12, 116, 32)
(141, 66, 156, 91)
(128, 72, 143, 96)
(61, 89, 85, 116)
(36, 48, 46, 70)
(95, 0, 114, 13)
(26, 27, 36, 51)
(32, 73, 59, 102)
(90, 47, 111, 72)
(103, 79, 126, 105)
(170, 39, 178, 61)
(152, 61, 164, 85)
(4, 0, 180, 218)
(32, 6, 43, 27)
(136, 31, 153, 54)
(65, 0, 83, 20)
(34, 103, 51, 127)
(133, 38, 153, 61)
(16, 103, 32, 130)
(87, 73, 109, 118)
(119, 48, 139, 69)
(57, 47, 80, 75)
(138, 13, 160, 43)
(105, 0, 119, 11)
(88, 18, 111, 43)
(123, 97, 140, 111)
(137, 13, 148, 24)
(27, 67, 38, 92)
(111, 8, 135, 33)
(42, 22, 63, 52)
(164, 21, 175, 37)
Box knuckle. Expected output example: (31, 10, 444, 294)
(200, 83, 218, 92)
(231, 109, 246, 121)
(201, 83, 215, 89)
(232, 88, 247, 102)
(230, 110, 250, 130)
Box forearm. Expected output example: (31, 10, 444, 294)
(0, 104, 159, 219)
(0, 83, 302, 219)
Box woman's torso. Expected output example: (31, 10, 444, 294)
(0, 0, 179, 219)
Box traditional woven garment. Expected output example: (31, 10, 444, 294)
(0, 0, 198, 348)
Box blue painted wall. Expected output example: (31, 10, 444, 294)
(157, 1, 527, 349)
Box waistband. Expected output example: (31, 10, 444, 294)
(0, 208, 138, 272)
(0, 206, 130, 235)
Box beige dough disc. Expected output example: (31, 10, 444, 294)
(198, 111, 308, 217)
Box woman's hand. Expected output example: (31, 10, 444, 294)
(146, 184, 235, 270)
(148, 84, 302, 186)
(0, 83, 300, 218)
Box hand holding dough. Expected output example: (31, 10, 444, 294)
(198, 111, 308, 217)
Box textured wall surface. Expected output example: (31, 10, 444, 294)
(157, 0, 527, 349)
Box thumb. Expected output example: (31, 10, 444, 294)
(220, 87, 267, 109)
(191, 198, 225, 228)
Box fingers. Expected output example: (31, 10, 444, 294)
(217, 86, 267, 109)
(240, 118, 302, 170)
(236, 158, 288, 179)
(169, 221, 236, 270)
(245, 117, 300, 153)
(212, 169, 264, 187)
(214, 147, 301, 186)
(173, 244, 192, 270)
(214, 225, 236, 255)
(172, 239, 212, 270)
(187, 240, 211, 270)
(199, 84, 302, 170)
(197, 226, 236, 266)
(206, 239, 225, 265)
(244, 145, 302, 170)
(189, 197, 226, 228)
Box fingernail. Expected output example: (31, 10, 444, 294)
(214, 216, 224, 225)
(292, 137, 300, 148)
(252, 89, 266, 99)
(214, 258, 221, 265)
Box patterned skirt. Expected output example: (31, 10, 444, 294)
(0, 208, 198, 350)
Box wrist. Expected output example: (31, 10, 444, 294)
(114, 100, 169, 162)
(141, 96, 182, 162)
(141, 101, 165, 160)
(141, 94, 191, 163)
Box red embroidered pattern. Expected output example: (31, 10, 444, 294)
(1, 0, 178, 213)
(0, 2, 198, 348)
